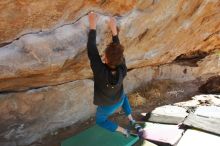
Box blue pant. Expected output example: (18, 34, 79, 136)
(96, 93, 132, 132)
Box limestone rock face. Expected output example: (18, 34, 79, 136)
(0, 0, 136, 43)
(124, 53, 220, 93)
(0, 53, 219, 145)
(0, 79, 95, 145)
(0, 0, 220, 145)
(0, 0, 219, 91)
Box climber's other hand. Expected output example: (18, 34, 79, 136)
(108, 17, 117, 36)
(88, 11, 97, 29)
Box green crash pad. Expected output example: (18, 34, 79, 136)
(61, 125, 139, 146)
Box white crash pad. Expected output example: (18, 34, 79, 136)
(143, 122, 184, 145)
(194, 106, 220, 118)
(177, 129, 220, 146)
(146, 105, 188, 124)
(183, 113, 220, 135)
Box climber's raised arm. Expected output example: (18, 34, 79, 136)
(87, 12, 103, 73)
(109, 17, 120, 44)
(108, 17, 126, 76)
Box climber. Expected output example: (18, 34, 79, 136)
(87, 12, 143, 137)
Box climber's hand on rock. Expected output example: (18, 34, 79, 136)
(88, 12, 97, 30)
(108, 17, 117, 36)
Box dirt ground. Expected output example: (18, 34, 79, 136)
(29, 101, 191, 146)
(28, 108, 140, 146)
(29, 80, 196, 146)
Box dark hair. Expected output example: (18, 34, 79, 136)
(105, 42, 124, 67)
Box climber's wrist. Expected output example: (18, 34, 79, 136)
(89, 22, 96, 29)
(111, 29, 117, 36)
(89, 21, 96, 30)
(109, 17, 117, 36)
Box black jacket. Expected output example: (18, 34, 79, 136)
(87, 29, 127, 106)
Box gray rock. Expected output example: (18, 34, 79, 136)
(0, 79, 95, 145)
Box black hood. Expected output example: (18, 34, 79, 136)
(107, 65, 123, 86)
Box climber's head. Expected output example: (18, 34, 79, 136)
(103, 42, 124, 69)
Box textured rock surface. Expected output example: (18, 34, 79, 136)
(0, 0, 220, 145)
(0, 53, 219, 145)
(0, 0, 219, 91)
(127, 53, 220, 108)
(199, 75, 220, 93)
(0, 79, 95, 145)
(125, 53, 220, 93)
(0, 0, 136, 43)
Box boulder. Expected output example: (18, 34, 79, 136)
(0, 0, 220, 145)
(0, 0, 219, 91)
(0, 79, 95, 145)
